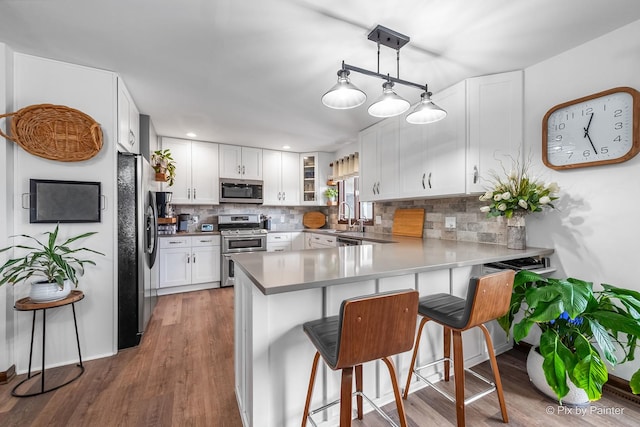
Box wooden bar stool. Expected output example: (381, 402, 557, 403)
(301, 289, 419, 427)
(402, 270, 515, 427)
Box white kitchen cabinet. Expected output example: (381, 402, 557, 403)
(219, 144, 263, 180)
(300, 152, 333, 205)
(117, 78, 140, 154)
(158, 235, 221, 294)
(466, 70, 523, 193)
(161, 137, 219, 204)
(359, 117, 399, 202)
(398, 81, 467, 198)
(263, 150, 300, 205)
(267, 232, 292, 252)
(307, 233, 337, 249)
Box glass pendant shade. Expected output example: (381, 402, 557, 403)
(405, 92, 447, 124)
(367, 81, 410, 118)
(321, 70, 367, 109)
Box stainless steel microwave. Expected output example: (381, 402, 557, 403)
(220, 179, 263, 204)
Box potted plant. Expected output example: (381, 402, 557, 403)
(324, 187, 338, 205)
(0, 224, 104, 303)
(479, 156, 559, 249)
(151, 148, 176, 186)
(498, 269, 640, 404)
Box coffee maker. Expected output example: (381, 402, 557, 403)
(156, 191, 172, 218)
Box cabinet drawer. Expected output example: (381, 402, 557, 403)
(191, 235, 221, 247)
(267, 233, 290, 243)
(159, 236, 190, 249)
(311, 234, 336, 246)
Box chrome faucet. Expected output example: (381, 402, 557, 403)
(338, 201, 353, 229)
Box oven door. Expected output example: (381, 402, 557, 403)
(222, 235, 267, 253)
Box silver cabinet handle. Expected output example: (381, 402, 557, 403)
(277, 191, 281, 200)
(422, 173, 426, 189)
(428, 172, 432, 189)
(187, 188, 191, 199)
(193, 188, 196, 199)
(242, 165, 245, 175)
(187, 254, 190, 263)
(192, 254, 196, 263)
(282, 191, 285, 200)
(237, 165, 241, 174)
(372, 183, 376, 194)
(129, 129, 135, 146)
(473, 165, 479, 184)
(376, 182, 380, 194)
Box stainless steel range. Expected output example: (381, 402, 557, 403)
(219, 214, 267, 287)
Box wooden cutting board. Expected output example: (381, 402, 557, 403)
(392, 208, 425, 238)
(303, 211, 326, 229)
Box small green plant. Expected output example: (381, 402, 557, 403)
(498, 269, 640, 401)
(324, 187, 338, 200)
(0, 224, 104, 288)
(151, 148, 176, 186)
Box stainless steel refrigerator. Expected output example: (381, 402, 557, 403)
(117, 152, 159, 349)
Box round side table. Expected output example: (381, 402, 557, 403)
(12, 290, 85, 397)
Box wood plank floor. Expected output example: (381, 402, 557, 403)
(1, 287, 639, 426)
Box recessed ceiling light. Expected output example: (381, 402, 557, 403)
(186, 132, 197, 138)
(282, 145, 291, 150)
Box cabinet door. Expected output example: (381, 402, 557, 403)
(358, 125, 379, 202)
(398, 123, 427, 198)
(129, 97, 140, 155)
(191, 246, 220, 284)
(117, 79, 139, 154)
(191, 141, 219, 204)
(280, 151, 300, 204)
(425, 81, 467, 196)
(159, 247, 191, 287)
(467, 70, 523, 193)
(161, 137, 192, 203)
(262, 149, 282, 205)
(219, 144, 242, 179)
(376, 118, 399, 200)
(241, 147, 263, 180)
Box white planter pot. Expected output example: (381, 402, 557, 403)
(526, 346, 590, 406)
(30, 279, 72, 303)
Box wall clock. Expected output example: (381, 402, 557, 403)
(542, 86, 640, 170)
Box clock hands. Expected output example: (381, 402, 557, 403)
(583, 113, 598, 154)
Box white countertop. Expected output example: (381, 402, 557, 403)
(232, 237, 553, 295)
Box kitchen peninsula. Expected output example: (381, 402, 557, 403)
(232, 234, 553, 427)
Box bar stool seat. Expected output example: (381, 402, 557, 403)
(301, 289, 419, 427)
(403, 270, 515, 427)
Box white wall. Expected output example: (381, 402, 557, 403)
(11, 54, 118, 371)
(525, 19, 640, 380)
(0, 42, 15, 374)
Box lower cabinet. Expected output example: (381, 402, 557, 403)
(158, 235, 221, 295)
(306, 233, 337, 249)
(267, 233, 292, 252)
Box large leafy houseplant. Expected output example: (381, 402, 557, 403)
(498, 270, 640, 401)
(151, 148, 176, 186)
(0, 224, 104, 289)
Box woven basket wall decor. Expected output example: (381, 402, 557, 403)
(0, 104, 103, 162)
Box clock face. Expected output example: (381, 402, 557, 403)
(543, 87, 640, 169)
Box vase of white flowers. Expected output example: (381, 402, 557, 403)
(479, 156, 559, 249)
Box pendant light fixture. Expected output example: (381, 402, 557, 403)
(322, 25, 446, 124)
(367, 81, 410, 118)
(321, 69, 367, 109)
(406, 90, 447, 124)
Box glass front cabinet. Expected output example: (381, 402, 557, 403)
(300, 152, 332, 206)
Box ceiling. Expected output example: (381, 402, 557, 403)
(1, 0, 640, 153)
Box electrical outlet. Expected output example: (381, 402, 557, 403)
(445, 216, 456, 229)
(375, 215, 382, 225)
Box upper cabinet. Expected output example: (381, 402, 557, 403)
(398, 81, 467, 199)
(300, 152, 333, 205)
(359, 117, 400, 202)
(263, 150, 300, 205)
(219, 144, 263, 180)
(359, 70, 523, 201)
(466, 70, 523, 193)
(117, 78, 140, 154)
(161, 137, 219, 205)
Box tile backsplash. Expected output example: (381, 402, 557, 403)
(174, 195, 509, 245)
(327, 195, 510, 245)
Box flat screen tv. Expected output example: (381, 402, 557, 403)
(30, 179, 101, 223)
